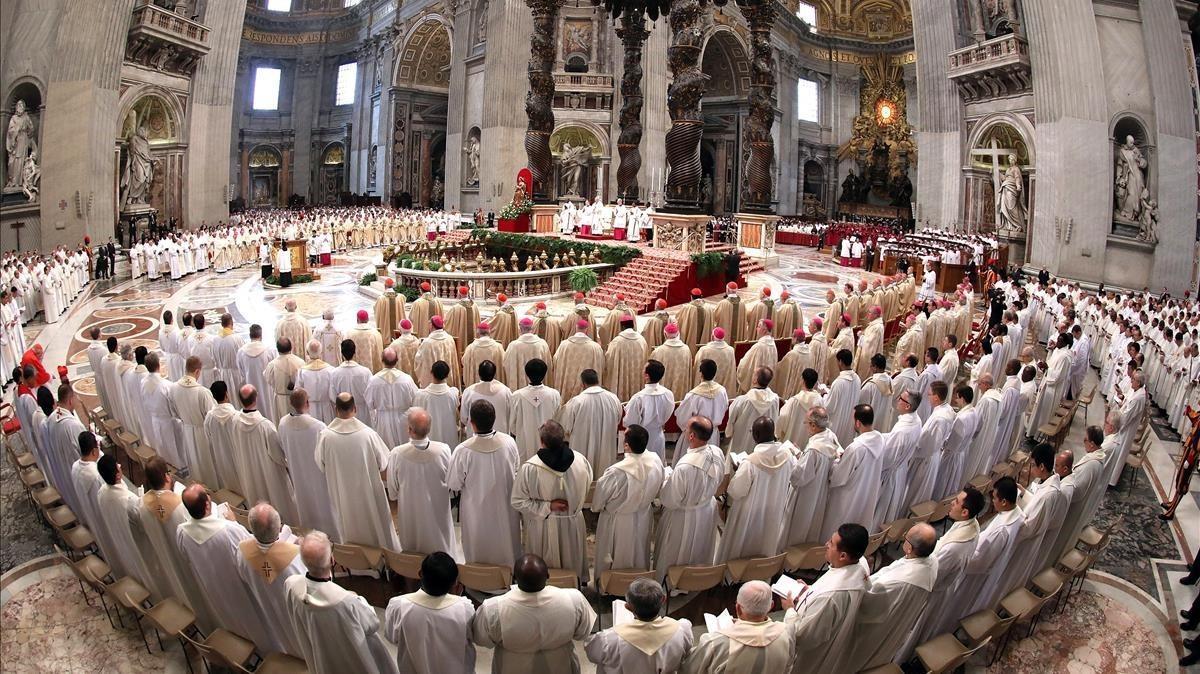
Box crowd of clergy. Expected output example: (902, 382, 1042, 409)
(126, 207, 465, 281)
(0, 246, 92, 333)
(555, 197, 654, 243)
(10, 258, 1196, 674)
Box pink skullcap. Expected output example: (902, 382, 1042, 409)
(780, 290, 789, 300)
(574, 292, 584, 301)
(691, 288, 702, 297)
(762, 319, 774, 331)
(431, 315, 444, 329)
(841, 312, 852, 324)
(616, 293, 625, 301)
(622, 312, 634, 321)
(477, 321, 490, 331)
(458, 286, 469, 297)
(870, 306, 882, 316)
(793, 328, 806, 340)
(655, 298, 667, 309)
(664, 323, 679, 335)
(400, 319, 413, 330)
(384, 277, 395, 288)
(576, 319, 590, 330)
(420, 282, 431, 291)
(497, 293, 508, 303)
(519, 317, 534, 327)
(726, 282, 737, 291)
(356, 309, 368, 322)
(712, 327, 726, 340)
(762, 287, 772, 297)
(813, 317, 824, 327)
(536, 301, 547, 310)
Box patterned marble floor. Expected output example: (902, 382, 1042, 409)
(4, 241, 1196, 672)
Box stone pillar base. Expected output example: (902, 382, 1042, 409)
(736, 212, 779, 268)
(651, 212, 708, 253)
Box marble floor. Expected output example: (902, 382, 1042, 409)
(3, 241, 1196, 672)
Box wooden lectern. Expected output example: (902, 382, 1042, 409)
(287, 239, 310, 275)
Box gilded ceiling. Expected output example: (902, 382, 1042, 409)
(800, 0, 913, 42)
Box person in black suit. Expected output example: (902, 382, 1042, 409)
(106, 240, 116, 277)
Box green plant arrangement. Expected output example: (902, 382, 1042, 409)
(691, 252, 725, 278)
(360, 272, 377, 286)
(498, 198, 533, 219)
(567, 268, 600, 293)
(470, 229, 642, 268)
(399, 286, 420, 302)
(267, 274, 314, 286)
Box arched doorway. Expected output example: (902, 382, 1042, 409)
(964, 115, 1035, 262)
(391, 18, 451, 207)
(2, 81, 43, 197)
(319, 143, 345, 205)
(550, 125, 605, 201)
(117, 93, 183, 223)
(700, 29, 750, 214)
(248, 145, 283, 207)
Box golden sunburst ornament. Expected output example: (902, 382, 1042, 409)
(876, 99, 895, 125)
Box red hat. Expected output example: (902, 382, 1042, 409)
(536, 301, 547, 310)
(841, 312, 852, 324)
(762, 287, 772, 297)
(420, 281, 431, 292)
(431, 315, 444, 329)
(780, 290, 789, 300)
(813, 317, 824, 327)
(477, 321, 490, 331)
(519, 316, 534, 327)
(726, 282, 738, 291)
(762, 318, 774, 331)
(655, 298, 667, 310)
(712, 327, 726, 340)
(622, 312, 634, 321)
(870, 306, 882, 317)
(356, 309, 369, 322)
(497, 293, 508, 303)
(400, 319, 413, 330)
(664, 323, 679, 336)
(576, 319, 590, 330)
(793, 328, 806, 340)
(384, 277, 395, 288)
(458, 286, 469, 297)
(616, 293, 625, 301)
(574, 292, 585, 301)
(691, 288, 702, 297)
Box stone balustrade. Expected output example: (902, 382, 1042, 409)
(946, 33, 1032, 102)
(127, 1, 211, 74)
(387, 262, 614, 303)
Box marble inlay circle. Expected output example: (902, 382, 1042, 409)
(72, 377, 96, 396)
(200, 278, 243, 288)
(92, 305, 160, 319)
(72, 317, 158, 344)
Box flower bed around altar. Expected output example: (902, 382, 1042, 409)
(470, 228, 642, 267)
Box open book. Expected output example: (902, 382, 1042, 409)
(612, 599, 635, 626)
(729, 451, 749, 466)
(703, 609, 734, 633)
(771, 574, 807, 600)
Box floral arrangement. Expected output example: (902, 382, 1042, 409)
(498, 198, 533, 220)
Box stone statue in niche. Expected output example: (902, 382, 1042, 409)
(20, 148, 39, 202)
(4, 99, 36, 193)
(121, 122, 154, 208)
(478, 3, 488, 44)
(996, 152, 1026, 232)
(464, 134, 480, 186)
(563, 22, 591, 56)
(559, 142, 591, 197)
(1138, 189, 1159, 244)
(1113, 135, 1147, 223)
(839, 170, 861, 202)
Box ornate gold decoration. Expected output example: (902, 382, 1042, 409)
(814, 0, 911, 42)
(249, 146, 282, 167)
(122, 95, 178, 144)
(322, 144, 345, 165)
(837, 53, 914, 174)
(550, 126, 602, 157)
(394, 20, 451, 89)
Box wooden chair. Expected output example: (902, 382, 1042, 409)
(915, 634, 992, 674)
(999, 580, 1060, 643)
(457, 563, 513, 593)
(1076, 384, 1096, 422)
(1077, 515, 1123, 554)
(77, 563, 150, 630)
(332, 542, 383, 577)
(665, 564, 727, 595)
(725, 553, 786, 583)
(1030, 566, 1070, 614)
(383, 549, 425, 582)
(547, 568, 579, 589)
(784, 544, 827, 573)
(597, 569, 656, 598)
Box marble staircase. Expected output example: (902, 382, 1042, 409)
(584, 254, 692, 312)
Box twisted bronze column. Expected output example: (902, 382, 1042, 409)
(663, 0, 707, 211)
(524, 0, 559, 201)
(616, 10, 650, 203)
(740, 0, 776, 213)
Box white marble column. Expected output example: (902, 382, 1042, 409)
(479, 0, 534, 211)
(640, 18, 670, 202)
(911, 0, 964, 229)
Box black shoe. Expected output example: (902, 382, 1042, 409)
(1184, 609, 1196, 621)
(1184, 651, 1199, 667)
(1182, 574, 1200, 586)
(1183, 619, 1198, 632)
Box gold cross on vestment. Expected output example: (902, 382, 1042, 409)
(261, 561, 274, 579)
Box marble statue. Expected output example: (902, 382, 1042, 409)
(996, 152, 1026, 232)
(1114, 135, 1147, 222)
(121, 122, 154, 208)
(464, 135, 481, 186)
(478, 4, 488, 43)
(20, 148, 39, 202)
(560, 142, 591, 197)
(4, 100, 35, 191)
(1138, 188, 1159, 244)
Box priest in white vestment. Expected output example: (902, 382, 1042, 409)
(1028, 334, 1074, 434)
(295, 340, 335, 423)
(511, 420, 593, 579)
(781, 524, 871, 674)
(858, 354, 896, 432)
(94, 456, 156, 592)
(230, 385, 301, 524)
(559, 368, 622, 475)
(449, 400, 522, 566)
(854, 308, 885, 381)
(726, 366, 780, 456)
(168, 357, 218, 486)
(385, 408, 456, 558)
(585, 578, 694, 674)
(414, 361, 460, 447)
(605, 315, 649, 403)
(736, 319, 779, 394)
(622, 360, 676, 461)
(212, 314, 246, 393)
(960, 477, 1025, 615)
(277, 390, 341, 538)
(312, 310, 344, 366)
(780, 407, 841, 548)
(1048, 425, 1111, 561)
(70, 436, 115, 564)
(508, 358, 562, 461)
(263, 338, 305, 428)
(460, 358, 513, 435)
(415, 315, 460, 389)
(141, 354, 185, 469)
(824, 349, 863, 445)
(365, 348, 419, 448)
(848, 523, 938, 671)
(384, 551, 477, 674)
(716, 418, 796, 562)
(176, 485, 276, 653)
(1107, 372, 1147, 487)
(822, 404, 886, 537)
(473, 555, 598, 672)
(904, 381, 955, 513)
(121, 347, 150, 438)
(286, 531, 399, 674)
(236, 324, 276, 411)
(999, 446, 1071, 596)
(656, 417, 725, 580)
(187, 315, 218, 388)
(651, 323, 694, 401)
(461, 322, 505, 388)
(329, 339, 373, 424)
(591, 425, 664, 584)
(682, 581, 797, 673)
(695, 327, 738, 395)
(933, 385, 979, 501)
(876, 392, 923, 526)
(202, 382, 240, 494)
(504, 318, 552, 389)
(44, 387, 87, 515)
(553, 319, 605, 402)
(676, 359, 730, 448)
(314, 393, 401, 548)
(275, 300, 313, 365)
(235, 504, 306, 657)
(776, 367, 823, 449)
